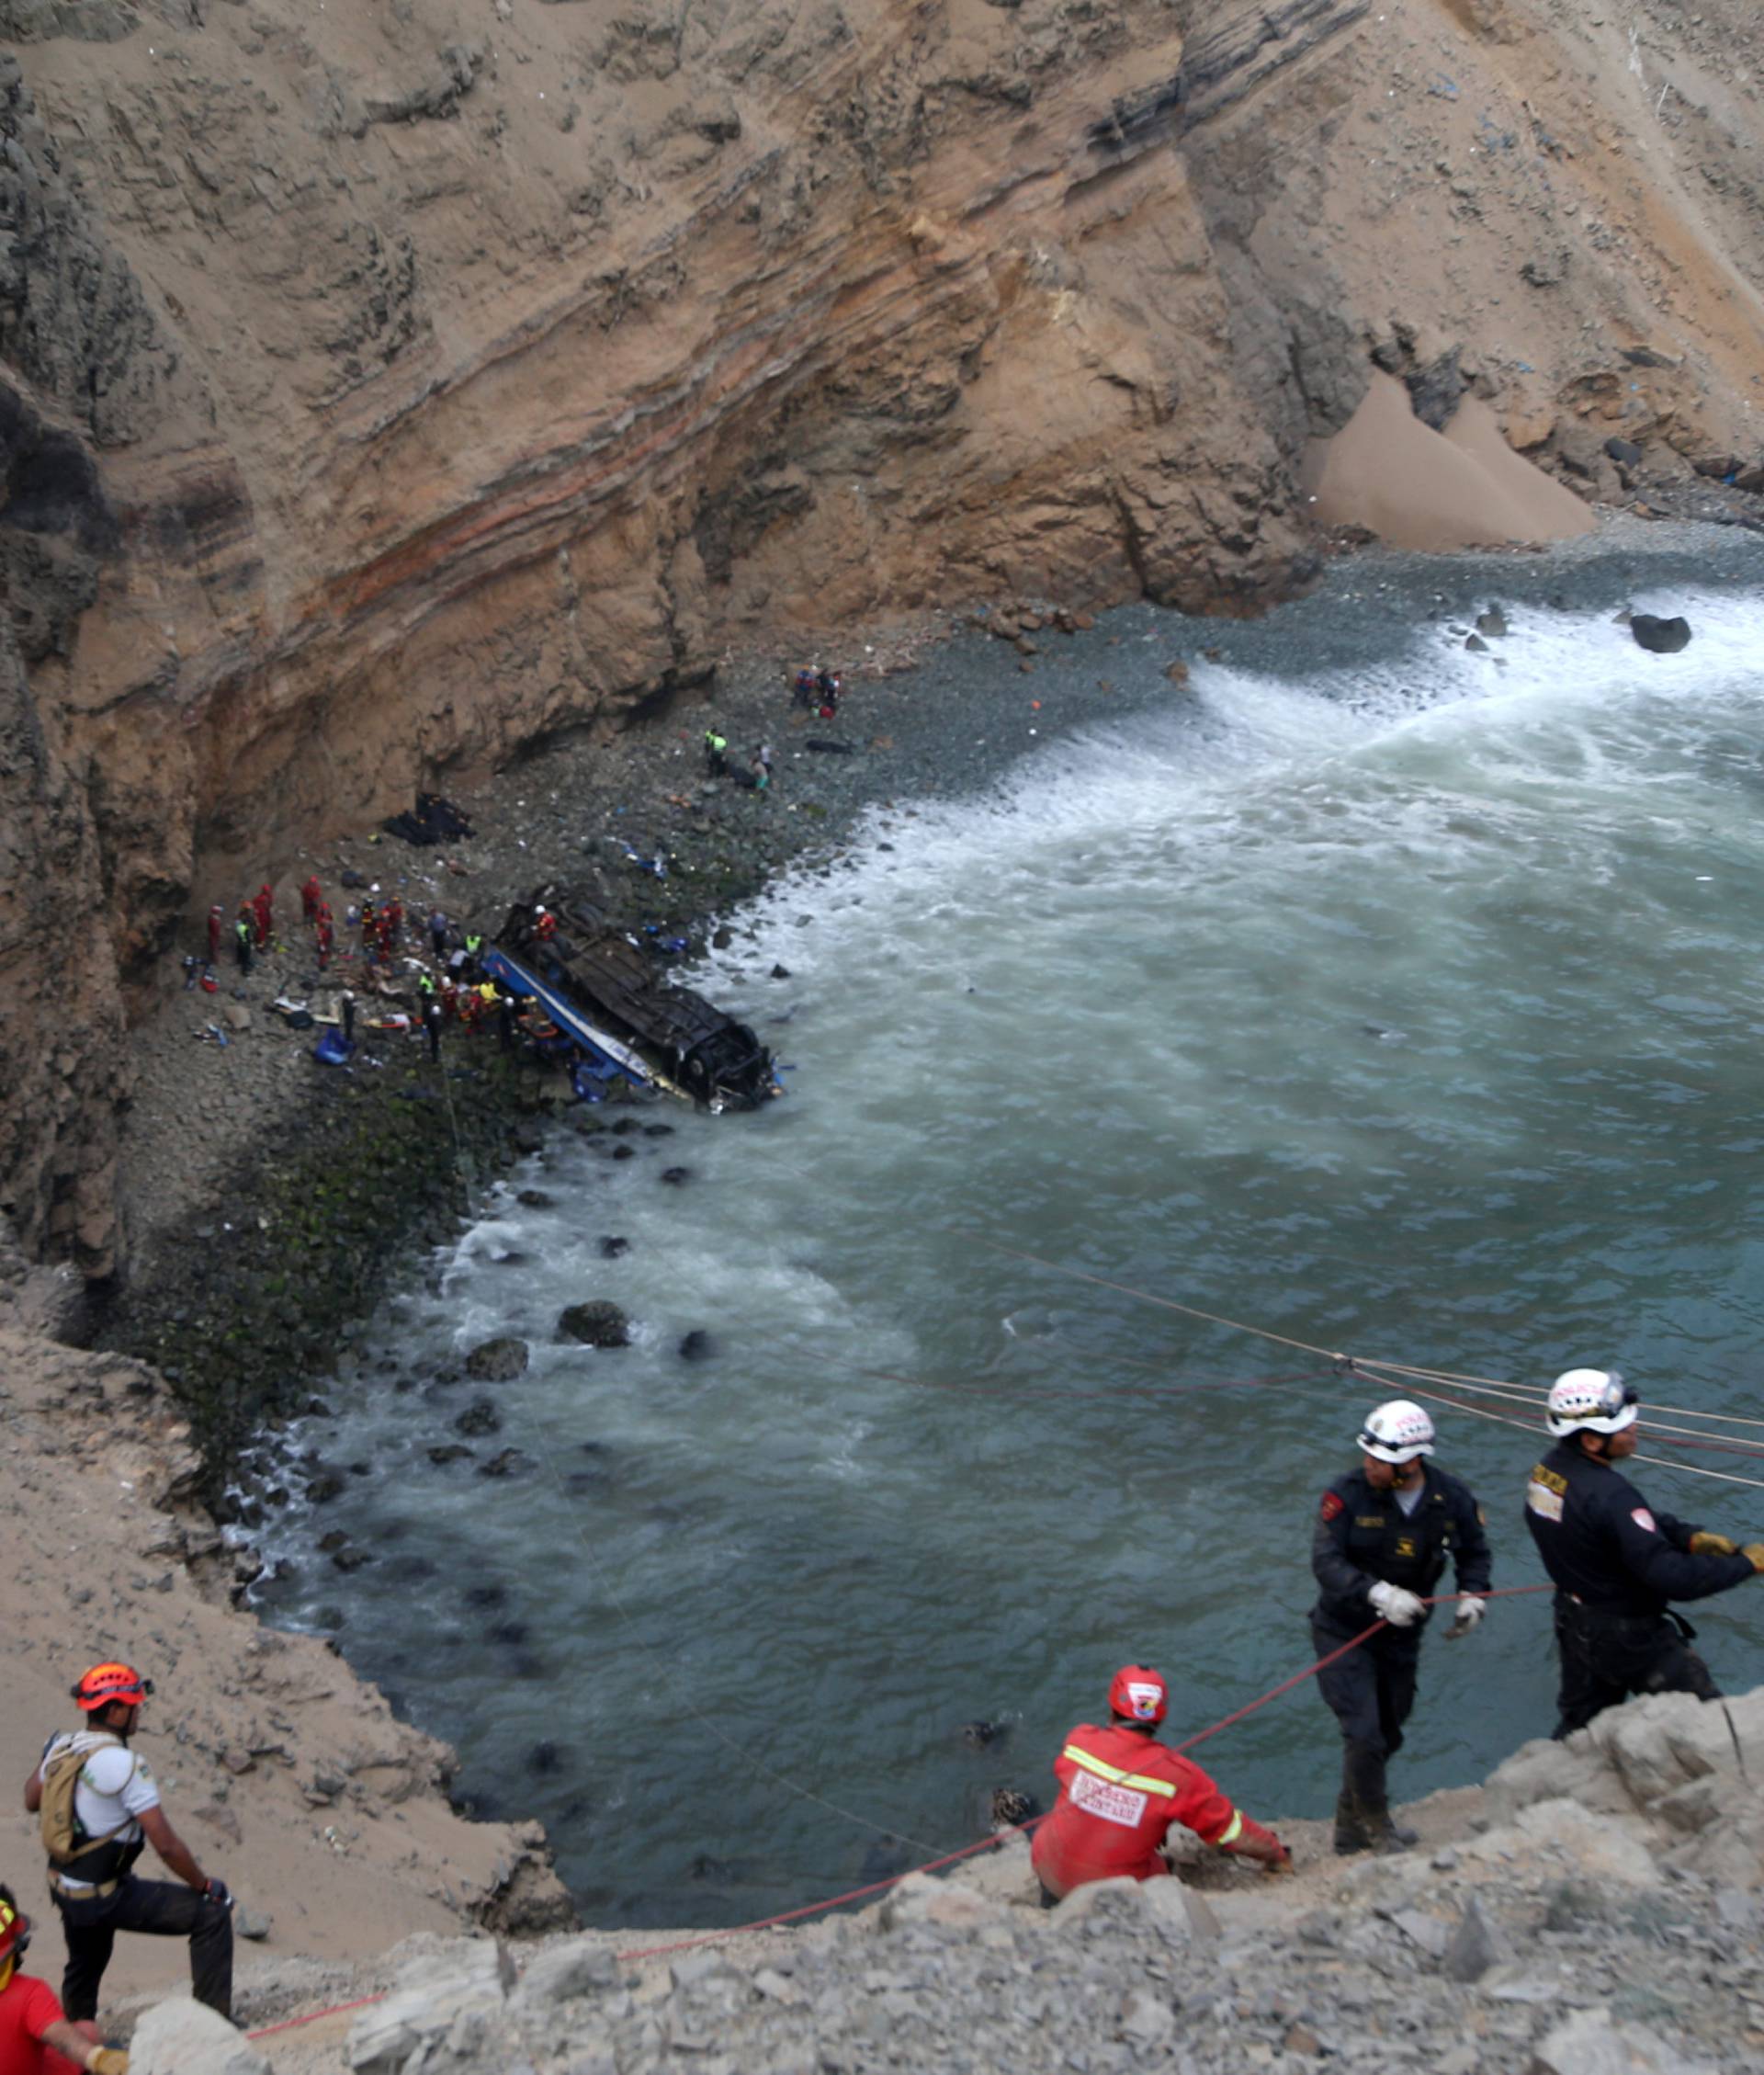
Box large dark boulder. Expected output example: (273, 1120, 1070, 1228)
(560, 1300, 630, 1348)
(465, 1336, 529, 1382)
(1631, 613, 1692, 654)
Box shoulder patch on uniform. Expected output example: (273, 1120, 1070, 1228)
(1319, 1491, 1345, 1522)
(1632, 1507, 1657, 1533)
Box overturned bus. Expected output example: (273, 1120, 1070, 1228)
(482, 893, 777, 1111)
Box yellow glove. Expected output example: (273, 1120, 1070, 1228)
(85, 2049, 129, 2075)
(1741, 1544, 1764, 1575)
(1689, 1531, 1738, 1556)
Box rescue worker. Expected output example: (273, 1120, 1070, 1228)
(24, 1665, 233, 2024)
(704, 727, 729, 776)
(315, 904, 334, 971)
(424, 996, 443, 1062)
(383, 895, 403, 943)
(1312, 1400, 1491, 1854)
(0, 1885, 126, 2075)
(1031, 1665, 1290, 1903)
(232, 913, 252, 976)
(533, 907, 558, 945)
(251, 885, 272, 950)
(205, 905, 223, 965)
(1525, 1367, 1764, 1736)
(300, 875, 322, 923)
(428, 908, 450, 959)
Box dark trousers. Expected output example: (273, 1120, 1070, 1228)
(57, 1875, 233, 2022)
(1553, 1598, 1720, 1738)
(1313, 1616, 1421, 1761)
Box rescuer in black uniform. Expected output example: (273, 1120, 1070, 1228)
(1312, 1399, 1492, 1854)
(1524, 1366, 1764, 1738)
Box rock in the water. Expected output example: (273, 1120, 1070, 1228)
(427, 1444, 473, 1466)
(598, 1235, 630, 1258)
(660, 1166, 693, 1186)
(466, 1336, 529, 1382)
(131, 1998, 271, 2075)
(678, 1330, 715, 1362)
(1476, 605, 1508, 637)
(515, 1188, 554, 1208)
(454, 1397, 502, 1436)
(1631, 612, 1691, 653)
(559, 1300, 630, 1347)
(477, 1447, 528, 1479)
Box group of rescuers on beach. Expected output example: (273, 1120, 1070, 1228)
(5, 1366, 1761, 2069)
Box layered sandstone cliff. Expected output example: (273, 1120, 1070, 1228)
(4, 0, 1763, 1276)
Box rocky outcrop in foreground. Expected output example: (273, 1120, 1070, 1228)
(123, 1684, 1764, 2074)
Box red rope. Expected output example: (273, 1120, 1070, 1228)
(246, 1582, 1552, 2035)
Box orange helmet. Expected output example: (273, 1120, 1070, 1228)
(72, 1662, 153, 1712)
(1107, 1664, 1168, 1725)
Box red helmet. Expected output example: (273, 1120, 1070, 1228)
(72, 1661, 153, 1712)
(0, 1888, 30, 1968)
(1108, 1664, 1168, 1725)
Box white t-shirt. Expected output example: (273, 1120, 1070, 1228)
(40, 1732, 160, 1889)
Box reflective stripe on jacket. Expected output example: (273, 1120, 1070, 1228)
(1031, 1721, 1240, 1899)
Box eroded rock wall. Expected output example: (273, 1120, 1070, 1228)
(4, 0, 1764, 1274)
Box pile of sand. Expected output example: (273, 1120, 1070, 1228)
(1304, 370, 1597, 551)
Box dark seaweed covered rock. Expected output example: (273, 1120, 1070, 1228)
(465, 1335, 529, 1382)
(559, 1300, 630, 1348)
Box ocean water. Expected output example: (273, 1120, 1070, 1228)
(254, 579, 1764, 1926)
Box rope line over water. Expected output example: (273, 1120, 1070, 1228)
(975, 1240, 1764, 1491)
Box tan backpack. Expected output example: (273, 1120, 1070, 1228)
(39, 1733, 127, 1866)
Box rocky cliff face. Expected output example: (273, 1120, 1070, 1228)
(4, 0, 1764, 1275)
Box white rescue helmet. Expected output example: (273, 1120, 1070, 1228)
(1545, 1367, 1637, 1438)
(1358, 1399, 1436, 1464)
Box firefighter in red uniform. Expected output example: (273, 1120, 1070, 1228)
(300, 876, 322, 923)
(314, 904, 334, 970)
(1030, 1665, 1291, 1903)
(205, 905, 223, 964)
(251, 885, 273, 949)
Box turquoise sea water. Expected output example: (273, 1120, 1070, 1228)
(255, 578, 1764, 1925)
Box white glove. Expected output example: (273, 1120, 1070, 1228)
(1453, 1595, 1486, 1634)
(1368, 1581, 1425, 1627)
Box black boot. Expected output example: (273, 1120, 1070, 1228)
(1344, 1741, 1416, 1854)
(1332, 1785, 1372, 1856)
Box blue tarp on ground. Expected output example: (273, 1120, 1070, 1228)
(312, 1028, 356, 1066)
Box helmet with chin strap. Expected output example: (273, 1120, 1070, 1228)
(72, 1661, 153, 1713)
(1358, 1400, 1436, 1464)
(1546, 1368, 1637, 1438)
